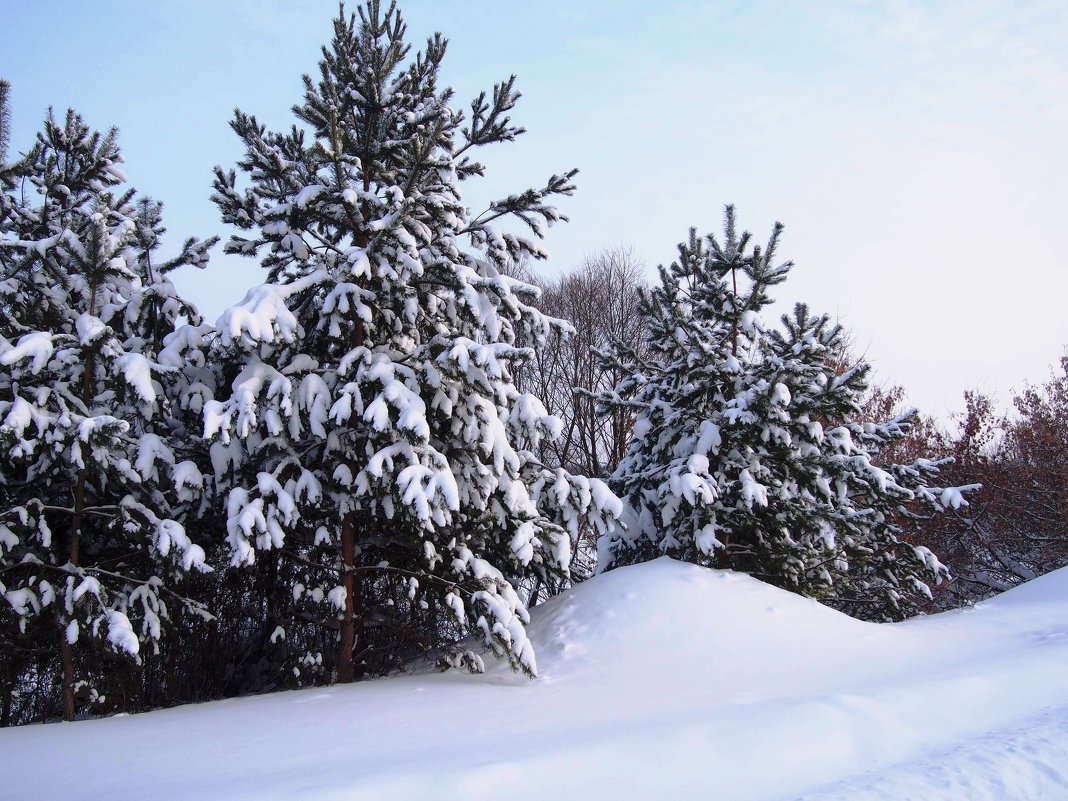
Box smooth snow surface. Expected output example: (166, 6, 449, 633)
(5, 558, 1068, 800)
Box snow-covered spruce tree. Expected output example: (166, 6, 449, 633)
(0, 109, 217, 720)
(595, 208, 972, 618)
(206, 1, 618, 682)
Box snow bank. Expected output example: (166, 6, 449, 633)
(980, 564, 1068, 608)
(4, 558, 1068, 800)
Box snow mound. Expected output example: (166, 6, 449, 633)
(980, 564, 1068, 608)
(520, 557, 879, 688)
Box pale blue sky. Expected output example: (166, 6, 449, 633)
(5, 1, 1067, 416)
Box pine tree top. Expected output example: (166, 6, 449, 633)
(213, 0, 577, 292)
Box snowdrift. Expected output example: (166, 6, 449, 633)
(508, 558, 898, 702)
(5, 558, 1068, 800)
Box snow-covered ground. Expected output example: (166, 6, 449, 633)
(5, 557, 1068, 800)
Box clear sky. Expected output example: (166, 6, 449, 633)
(5, 1, 1067, 417)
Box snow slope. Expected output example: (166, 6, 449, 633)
(5, 558, 1068, 800)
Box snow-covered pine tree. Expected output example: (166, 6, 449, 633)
(0, 108, 217, 720)
(595, 207, 971, 617)
(206, 0, 619, 682)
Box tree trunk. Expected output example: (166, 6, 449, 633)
(716, 538, 731, 571)
(61, 472, 86, 721)
(1, 660, 14, 727)
(59, 628, 76, 721)
(163, 605, 182, 707)
(60, 275, 97, 721)
(352, 546, 365, 681)
(336, 514, 357, 683)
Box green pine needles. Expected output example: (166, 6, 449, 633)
(204, 0, 616, 680)
(595, 207, 972, 618)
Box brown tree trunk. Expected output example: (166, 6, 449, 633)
(60, 275, 98, 721)
(59, 627, 76, 721)
(716, 538, 731, 571)
(336, 514, 357, 683)
(61, 466, 87, 721)
(352, 546, 364, 681)
(163, 605, 182, 707)
(0, 671, 12, 727)
(331, 153, 370, 683)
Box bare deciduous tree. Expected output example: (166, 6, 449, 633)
(521, 247, 647, 476)
(508, 248, 649, 589)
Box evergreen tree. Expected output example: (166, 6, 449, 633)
(0, 108, 217, 720)
(206, 0, 618, 681)
(595, 208, 970, 617)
